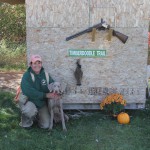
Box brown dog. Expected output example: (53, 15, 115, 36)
(48, 82, 68, 131)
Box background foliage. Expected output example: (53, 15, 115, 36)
(0, 2, 26, 42)
(0, 2, 27, 71)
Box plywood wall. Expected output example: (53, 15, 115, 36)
(26, 0, 150, 109)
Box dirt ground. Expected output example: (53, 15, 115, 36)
(0, 72, 23, 93)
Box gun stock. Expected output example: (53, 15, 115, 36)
(112, 30, 128, 44)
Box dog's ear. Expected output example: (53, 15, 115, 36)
(48, 83, 54, 92)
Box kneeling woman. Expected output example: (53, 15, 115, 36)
(19, 54, 58, 128)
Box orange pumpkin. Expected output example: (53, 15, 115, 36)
(117, 112, 130, 124)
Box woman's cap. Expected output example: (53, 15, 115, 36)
(30, 54, 42, 63)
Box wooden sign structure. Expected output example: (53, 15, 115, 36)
(26, 0, 150, 109)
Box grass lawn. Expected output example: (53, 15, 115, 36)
(0, 91, 150, 150)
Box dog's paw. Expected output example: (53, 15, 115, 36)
(48, 127, 53, 131)
(63, 128, 67, 132)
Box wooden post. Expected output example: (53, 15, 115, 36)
(107, 29, 113, 41)
(91, 28, 96, 42)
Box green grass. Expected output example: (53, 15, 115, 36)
(0, 91, 150, 150)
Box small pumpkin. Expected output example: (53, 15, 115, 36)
(117, 112, 130, 124)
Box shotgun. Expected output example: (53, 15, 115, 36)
(66, 18, 128, 44)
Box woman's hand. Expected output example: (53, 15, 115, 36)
(46, 93, 55, 99)
(46, 93, 61, 100)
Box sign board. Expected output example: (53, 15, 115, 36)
(68, 49, 106, 57)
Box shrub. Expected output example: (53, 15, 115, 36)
(0, 2, 26, 43)
(0, 39, 27, 70)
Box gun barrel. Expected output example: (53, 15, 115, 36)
(66, 28, 91, 41)
(66, 22, 103, 41)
